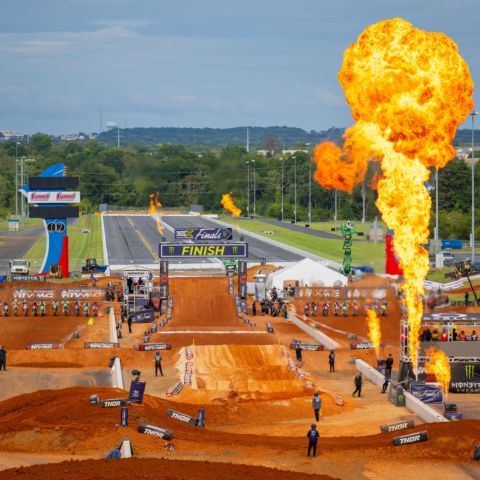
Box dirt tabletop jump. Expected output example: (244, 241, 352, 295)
(0, 274, 478, 480)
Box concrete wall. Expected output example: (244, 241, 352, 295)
(109, 308, 118, 343)
(111, 356, 124, 390)
(287, 313, 340, 350)
(355, 359, 448, 423)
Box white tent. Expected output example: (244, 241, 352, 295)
(266, 258, 347, 289)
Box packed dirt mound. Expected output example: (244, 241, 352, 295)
(192, 344, 305, 397)
(170, 277, 242, 328)
(0, 458, 337, 480)
(0, 316, 85, 350)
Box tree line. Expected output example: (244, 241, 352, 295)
(0, 133, 478, 240)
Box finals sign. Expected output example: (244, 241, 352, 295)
(159, 243, 248, 258)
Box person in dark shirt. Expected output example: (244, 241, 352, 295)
(306, 424, 319, 457)
(328, 350, 335, 372)
(352, 372, 363, 397)
(0, 346, 6, 371)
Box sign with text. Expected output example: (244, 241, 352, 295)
(160, 243, 248, 258)
(84, 342, 119, 349)
(130, 309, 155, 323)
(290, 343, 324, 351)
(134, 343, 172, 351)
(410, 383, 443, 404)
(28, 191, 81, 204)
(26, 343, 64, 350)
(174, 227, 233, 241)
(449, 362, 480, 393)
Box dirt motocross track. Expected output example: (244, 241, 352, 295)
(0, 274, 478, 480)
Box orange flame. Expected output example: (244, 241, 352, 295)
(365, 309, 381, 356)
(425, 347, 451, 395)
(221, 193, 241, 217)
(312, 18, 473, 368)
(149, 192, 161, 214)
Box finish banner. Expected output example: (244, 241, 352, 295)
(130, 309, 155, 323)
(174, 227, 233, 241)
(410, 383, 443, 403)
(159, 243, 248, 258)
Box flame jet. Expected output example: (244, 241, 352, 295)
(312, 18, 473, 367)
(221, 193, 241, 217)
(366, 309, 381, 357)
(425, 347, 451, 395)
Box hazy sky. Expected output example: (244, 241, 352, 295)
(1, 0, 478, 134)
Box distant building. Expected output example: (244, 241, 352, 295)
(0, 130, 28, 142)
(256, 148, 310, 157)
(456, 147, 480, 162)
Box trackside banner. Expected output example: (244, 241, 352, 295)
(174, 227, 233, 241)
(84, 342, 119, 348)
(28, 191, 81, 204)
(159, 243, 248, 258)
(26, 343, 64, 350)
(134, 343, 172, 351)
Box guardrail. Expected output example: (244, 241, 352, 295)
(355, 359, 447, 423)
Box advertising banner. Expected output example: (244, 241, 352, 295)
(159, 243, 248, 258)
(26, 343, 64, 350)
(450, 362, 480, 393)
(60, 288, 104, 299)
(174, 227, 233, 241)
(11, 275, 42, 282)
(28, 191, 81, 204)
(13, 288, 54, 300)
(130, 309, 155, 323)
(393, 431, 428, 446)
(159, 260, 169, 299)
(290, 343, 324, 351)
(137, 423, 173, 440)
(410, 383, 443, 403)
(84, 342, 119, 349)
(128, 380, 146, 404)
(166, 409, 198, 426)
(134, 343, 172, 351)
(238, 260, 247, 300)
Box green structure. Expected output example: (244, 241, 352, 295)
(339, 221, 355, 275)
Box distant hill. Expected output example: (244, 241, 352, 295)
(96, 126, 480, 150)
(97, 126, 345, 149)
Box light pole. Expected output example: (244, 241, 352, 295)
(334, 189, 338, 226)
(361, 181, 366, 224)
(106, 122, 120, 148)
(308, 158, 312, 225)
(252, 159, 256, 219)
(435, 168, 439, 254)
(293, 156, 297, 223)
(15, 142, 19, 219)
(281, 157, 284, 222)
(471, 110, 478, 264)
(246, 160, 250, 217)
(19, 156, 35, 222)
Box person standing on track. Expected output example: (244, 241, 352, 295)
(306, 424, 319, 457)
(328, 350, 335, 372)
(0, 346, 6, 371)
(295, 343, 303, 364)
(312, 392, 322, 421)
(127, 314, 133, 333)
(154, 351, 163, 377)
(352, 372, 363, 397)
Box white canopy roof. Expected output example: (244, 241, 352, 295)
(266, 258, 347, 289)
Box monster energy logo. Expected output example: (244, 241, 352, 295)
(232, 246, 238, 254)
(169, 246, 175, 254)
(465, 364, 475, 379)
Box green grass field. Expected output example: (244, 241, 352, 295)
(24, 215, 104, 273)
(220, 217, 386, 272)
(0, 217, 43, 232)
